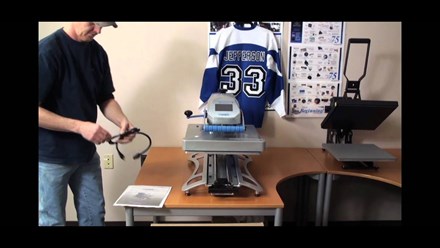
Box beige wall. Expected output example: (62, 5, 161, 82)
(38, 22, 401, 222)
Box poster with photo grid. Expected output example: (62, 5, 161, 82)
(288, 22, 345, 117)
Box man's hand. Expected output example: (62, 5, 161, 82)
(79, 122, 111, 145)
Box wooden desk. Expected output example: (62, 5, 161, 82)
(307, 148, 401, 226)
(125, 147, 326, 226)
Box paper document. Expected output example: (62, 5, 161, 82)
(114, 185, 172, 208)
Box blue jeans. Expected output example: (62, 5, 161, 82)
(39, 153, 105, 226)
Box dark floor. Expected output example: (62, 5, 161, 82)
(66, 220, 401, 226)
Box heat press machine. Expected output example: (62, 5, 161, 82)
(182, 92, 265, 196)
(321, 38, 398, 170)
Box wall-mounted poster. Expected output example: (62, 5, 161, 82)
(287, 22, 345, 117)
(291, 22, 343, 45)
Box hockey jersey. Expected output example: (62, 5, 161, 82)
(200, 23, 286, 128)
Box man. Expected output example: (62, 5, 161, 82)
(39, 22, 134, 226)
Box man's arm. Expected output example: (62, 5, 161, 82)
(99, 98, 135, 143)
(39, 106, 111, 144)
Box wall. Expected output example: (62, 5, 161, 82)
(38, 22, 401, 222)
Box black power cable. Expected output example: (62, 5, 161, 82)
(108, 127, 152, 160)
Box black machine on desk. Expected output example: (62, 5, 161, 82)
(321, 38, 398, 170)
(182, 92, 265, 196)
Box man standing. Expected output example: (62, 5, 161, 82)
(39, 22, 134, 226)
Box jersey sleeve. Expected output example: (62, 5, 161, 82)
(265, 44, 286, 117)
(200, 48, 220, 104)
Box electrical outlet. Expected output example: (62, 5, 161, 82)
(103, 154, 114, 169)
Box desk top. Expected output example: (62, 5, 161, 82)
(134, 147, 401, 209)
(307, 148, 401, 187)
(135, 147, 325, 209)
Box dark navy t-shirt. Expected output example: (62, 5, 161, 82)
(39, 28, 115, 164)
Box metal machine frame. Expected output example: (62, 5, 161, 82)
(182, 93, 265, 196)
(181, 152, 263, 196)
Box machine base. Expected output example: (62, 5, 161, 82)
(181, 153, 263, 196)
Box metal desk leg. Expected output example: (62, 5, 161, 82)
(322, 174, 333, 226)
(125, 207, 134, 226)
(153, 216, 159, 223)
(274, 208, 283, 226)
(315, 173, 326, 226)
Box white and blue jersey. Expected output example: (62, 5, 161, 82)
(200, 23, 286, 128)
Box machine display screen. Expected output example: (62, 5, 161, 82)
(215, 104, 233, 111)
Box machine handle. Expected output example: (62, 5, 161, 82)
(184, 110, 205, 119)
